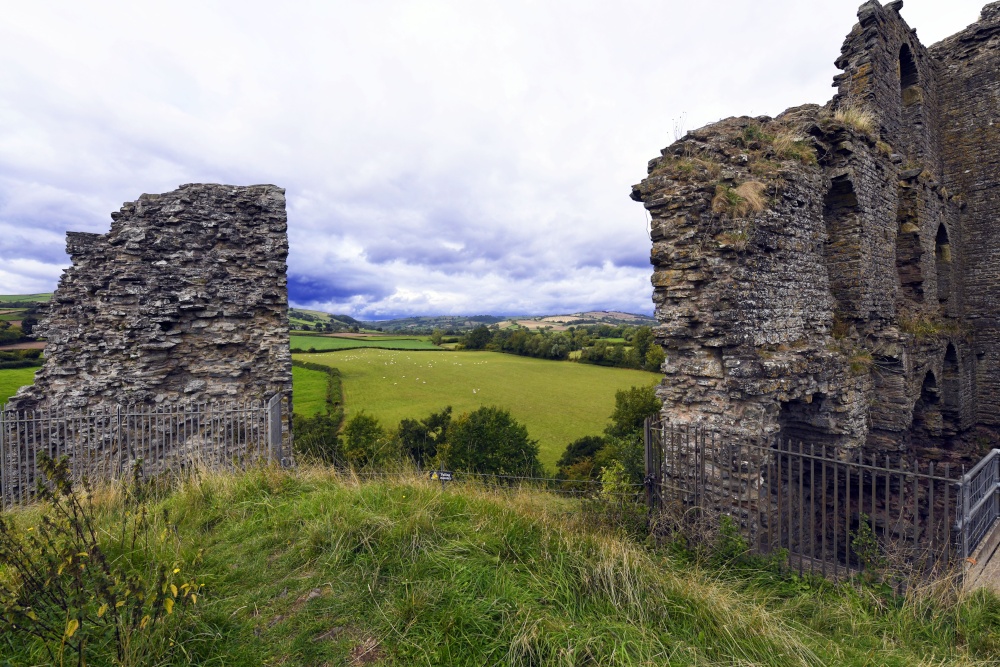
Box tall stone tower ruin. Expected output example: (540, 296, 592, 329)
(632, 1, 1000, 464)
(8, 183, 293, 413)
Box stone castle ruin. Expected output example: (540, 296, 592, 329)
(8, 183, 293, 414)
(632, 1, 1000, 465)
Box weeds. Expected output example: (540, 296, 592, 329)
(712, 181, 767, 218)
(834, 102, 877, 137)
(0, 455, 201, 666)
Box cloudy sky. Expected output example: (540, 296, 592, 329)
(0, 1, 987, 319)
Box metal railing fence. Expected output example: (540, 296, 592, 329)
(959, 449, 1000, 561)
(1, 394, 286, 509)
(644, 420, 999, 583)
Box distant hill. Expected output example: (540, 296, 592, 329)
(289, 308, 656, 333)
(2, 296, 654, 333)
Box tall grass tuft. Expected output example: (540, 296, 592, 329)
(834, 103, 877, 137)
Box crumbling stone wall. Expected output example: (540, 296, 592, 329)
(633, 1, 1000, 465)
(8, 183, 292, 413)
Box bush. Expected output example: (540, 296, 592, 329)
(438, 406, 543, 477)
(397, 406, 452, 468)
(293, 412, 344, 463)
(0, 455, 200, 666)
(342, 411, 397, 467)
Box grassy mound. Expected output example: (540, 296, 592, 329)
(4, 466, 1000, 666)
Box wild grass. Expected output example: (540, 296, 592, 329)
(772, 130, 818, 165)
(297, 349, 660, 470)
(0, 366, 37, 403)
(834, 103, 877, 137)
(712, 181, 768, 218)
(650, 156, 722, 181)
(4, 465, 999, 666)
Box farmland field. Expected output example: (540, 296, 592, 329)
(0, 367, 38, 404)
(0, 293, 51, 303)
(290, 334, 439, 351)
(296, 349, 661, 469)
(292, 365, 331, 416)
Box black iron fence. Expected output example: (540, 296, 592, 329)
(644, 419, 1000, 583)
(1, 394, 287, 509)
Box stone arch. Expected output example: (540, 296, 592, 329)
(941, 344, 961, 436)
(912, 370, 942, 440)
(824, 175, 862, 317)
(899, 44, 919, 93)
(895, 184, 923, 302)
(935, 223, 953, 306)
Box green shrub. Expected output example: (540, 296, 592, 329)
(0, 455, 200, 666)
(438, 406, 543, 476)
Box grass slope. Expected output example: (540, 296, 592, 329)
(0, 366, 37, 404)
(297, 349, 660, 469)
(291, 335, 439, 351)
(5, 467, 999, 666)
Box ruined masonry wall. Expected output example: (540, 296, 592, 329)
(933, 4, 1000, 426)
(633, 1, 1000, 464)
(9, 183, 293, 412)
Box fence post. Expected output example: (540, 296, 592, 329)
(962, 465, 971, 563)
(644, 416, 654, 511)
(267, 394, 283, 464)
(0, 405, 6, 511)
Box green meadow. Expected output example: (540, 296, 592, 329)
(0, 293, 51, 303)
(291, 365, 333, 416)
(290, 334, 439, 351)
(1, 348, 662, 469)
(0, 367, 37, 404)
(296, 349, 660, 469)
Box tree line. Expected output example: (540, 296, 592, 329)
(458, 323, 665, 372)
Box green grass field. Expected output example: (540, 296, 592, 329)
(291, 335, 439, 351)
(0, 367, 39, 404)
(292, 366, 332, 416)
(297, 349, 660, 469)
(0, 293, 51, 303)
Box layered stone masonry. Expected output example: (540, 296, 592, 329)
(9, 183, 292, 415)
(633, 1, 1000, 468)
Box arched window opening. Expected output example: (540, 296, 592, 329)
(899, 44, 919, 89)
(936, 223, 952, 306)
(896, 185, 923, 302)
(942, 344, 961, 437)
(912, 371, 942, 441)
(824, 176, 862, 317)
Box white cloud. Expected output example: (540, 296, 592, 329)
(0, 0, 987, 316)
